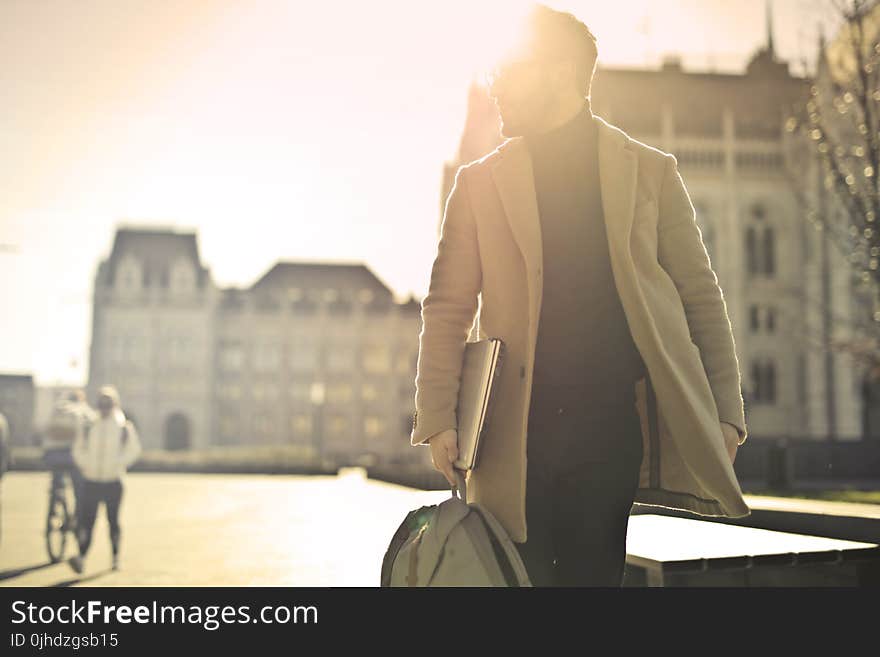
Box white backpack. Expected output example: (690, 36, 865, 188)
(381, 474, 532, 587)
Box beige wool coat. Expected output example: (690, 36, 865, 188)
(411, 112, 751, 543)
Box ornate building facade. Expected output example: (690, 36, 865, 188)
(88, 227, 424, 464)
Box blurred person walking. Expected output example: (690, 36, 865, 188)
(69, 385, 141, 574)
(43, 389, 96, 520)
(411, 4, 749, 586)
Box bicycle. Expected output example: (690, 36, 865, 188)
(45, 466, 78, 563)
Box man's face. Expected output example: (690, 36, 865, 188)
(487, 59, 564, 138)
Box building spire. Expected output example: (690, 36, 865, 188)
(766, 0, 775, 56)
(815, 21, 827, 76)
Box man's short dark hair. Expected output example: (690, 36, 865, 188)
(527, 4, 599, 96)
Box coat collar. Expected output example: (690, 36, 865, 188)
(489, 113, 638, 284)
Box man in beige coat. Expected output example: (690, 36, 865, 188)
(411, 4, 750, 585)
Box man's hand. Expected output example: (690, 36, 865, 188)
(720, 421, 740, 464)
(427, 429, 459, 487)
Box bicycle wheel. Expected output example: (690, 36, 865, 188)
(45, 494, 69, 563)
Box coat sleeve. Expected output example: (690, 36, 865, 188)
(120, 421, 142, 469)
(410, 165, 482, 447)
(656, 153, 748, 445)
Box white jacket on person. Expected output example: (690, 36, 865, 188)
(43, 400, 97, 451)
(72, 408, 142, 482)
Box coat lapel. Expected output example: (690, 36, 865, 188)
(595, 115, 639, 262)
(489, 139, 542, 282)
(488, 114, 639, 328)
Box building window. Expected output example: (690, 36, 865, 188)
(327, 290, 353, 316)
(395, 348, 414, 375)
(365, 295, 392, 314)
(327, 300, 352, 316)
(326, 345, 354, 372)
(735, 151, 784, 171)
(170, 260, 195, 295)
(309, 382, 325, 405)
(763, 227, 776, 275)
(219, 415, 239, 442)
(746, 227, 759, 275)
(253, 414, 276, 437)
(362, 382, 378, 401)
(290, 341, 319, 372)
(290, 414, 313, 439)
(216, 383, 242, 400)
(252, 383, 279, 403)
(326, 382, 353, 404)
(291, 289, 318, 315)
(362, 343, 391, 373)
(364, 416, 385, 438)
(746, 203, 776, 278)
(327, 414, 350, 437)
(254, 295, 281, 313)
(253, 342, 281, 372)
(288, 381, 312, 403)
(219, 341, 245, 372)
(749, 305, 777, 334)
(674, 149, 724, 169)
(749, 305, 760, 332)
(117, 256, 141, 294)
(750, 358, 777, 404)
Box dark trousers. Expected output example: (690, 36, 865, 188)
(77, 479, 124, 557)
(515, 383, 644, 587)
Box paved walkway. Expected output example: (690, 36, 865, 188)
(3, 470, 877, 587)
(0, 470, 449, 587)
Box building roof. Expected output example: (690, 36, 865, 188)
(592, 54, 810, 139)
(250, 261, 394, 298)
(105, 227, 210, 287)
(448, 50, 811, 180)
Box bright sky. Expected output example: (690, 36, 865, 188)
(0, 0, 841, 385)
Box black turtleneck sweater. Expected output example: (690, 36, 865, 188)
(525, 102, 646, 398)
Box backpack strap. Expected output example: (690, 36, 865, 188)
(469, 504, 533, 586)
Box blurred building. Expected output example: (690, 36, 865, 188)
(442, 21, 872, 441)
(212, 262, 422, 464)
(0, 373, 35, 446)
(88, 226, 423, 465)
(88, 228, 216, 451)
